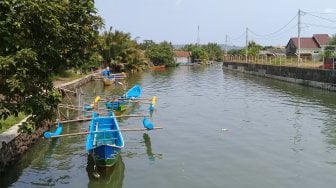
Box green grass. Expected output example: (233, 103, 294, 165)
(52, 70, 84, 82)
(0, 113, 26, 133)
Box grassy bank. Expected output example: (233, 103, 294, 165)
(0, 71, 87, 134)
(52, 70, 86, 86)
(0, 113, 26, 133)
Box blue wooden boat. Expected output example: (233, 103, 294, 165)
(86, 111, 124, 167)
(124, 85, 142, 99)
(105, 100, 128, 111)
(105, 85, 142, 112)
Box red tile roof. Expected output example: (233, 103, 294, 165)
(287, 34, 329, 49)
(174, 51, 190, 57)
(313, 34, 329, 47)
(289, 37, 319, 48)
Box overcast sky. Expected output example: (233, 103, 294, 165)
(95, 0, 336, 47)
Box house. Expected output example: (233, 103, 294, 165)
(286, 34, 329, 60)
(174, 51, 191, 64)
(259, 47, 286, 57)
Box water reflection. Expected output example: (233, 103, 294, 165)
(143, 133, 154, 161)
(143, 133, 162, 162)
(223, 69, 336, 149)
(45, 138, 59, 159)
(86, 155, 125, 188)
(292, 102, 303, 153)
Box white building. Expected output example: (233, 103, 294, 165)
(174, 51, 191, 64)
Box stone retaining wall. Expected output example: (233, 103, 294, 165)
(222, 62, 336, 91)
(0, 74, 94, 174)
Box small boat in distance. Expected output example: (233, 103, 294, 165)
(86, 111, 124, 167)
(149, 64, 166, 71)
(103, 77, 115, 86)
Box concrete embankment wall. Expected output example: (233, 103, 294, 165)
(222, 62, 336, 91)
(0, 74, 94, 174)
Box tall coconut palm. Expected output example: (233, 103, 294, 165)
(99, 28, 148, 71)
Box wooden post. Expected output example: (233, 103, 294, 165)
(66, 104, 69, 119)
(77, 89, 81, 119)
(64, 91, 74, 106)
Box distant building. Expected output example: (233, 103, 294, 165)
(259, 47, 286, 57)
(286, 34, 329, 60)
(174, 51, 191, 64)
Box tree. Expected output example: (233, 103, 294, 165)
(145, 41, 175, 66)
(0, 0, 102, 128)
(324, 34, 336, 59)
(203, 43, 224, 61)
(182, 44, 209, 63)
(247, 41, 263, 56)
(99, 29, 148, 72)
(324, 46, 335, 59)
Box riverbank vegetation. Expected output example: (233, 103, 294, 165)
(0, 113, 26, 133)
(182, 43, 224, 63)
(0, 0, 102, 129)
(0, 0, 179, 131)
(141, 40, 176, 67)
(0, 0, 228, 132)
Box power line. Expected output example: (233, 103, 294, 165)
(304, 11, 336, 16)
(249, 24, 297, 40)
(249, 24, 297, 41)
(227, 10, 336, 47)
(304, 12, 336, 23)
(228, 31, 245, 41)
(249, 13, 298, 37)
(302, 22, 336, 29)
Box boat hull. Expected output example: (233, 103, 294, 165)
(86, 112, 124, 167)
(89, 145, 121, 167)
(150, 65, 166, 70)
(103, 78, 115, 86)
(124, 85, 142, 99)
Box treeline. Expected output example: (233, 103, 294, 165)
(182, 43, 224, 62)
(227, 41, 263, 56)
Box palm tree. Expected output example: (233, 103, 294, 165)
(99, 28, 148, 72)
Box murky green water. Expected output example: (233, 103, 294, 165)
(2, 64, 336, 188)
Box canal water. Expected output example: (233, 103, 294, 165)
(2, 64, 336, 188)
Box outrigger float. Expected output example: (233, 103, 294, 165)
(44, 84, 161, 175)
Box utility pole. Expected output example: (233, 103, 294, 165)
(197, 25, 200, 46)
(246, 27, 248, 63)
(225, 34, 228, 56)
(298, 9, 301, 66)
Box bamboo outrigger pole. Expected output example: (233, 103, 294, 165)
(45, 127, 163, 138)
(55, 114, 150, 124)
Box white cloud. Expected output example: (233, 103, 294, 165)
(324, 8, 335, 13)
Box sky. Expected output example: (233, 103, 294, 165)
(95, 0, 336, 47)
